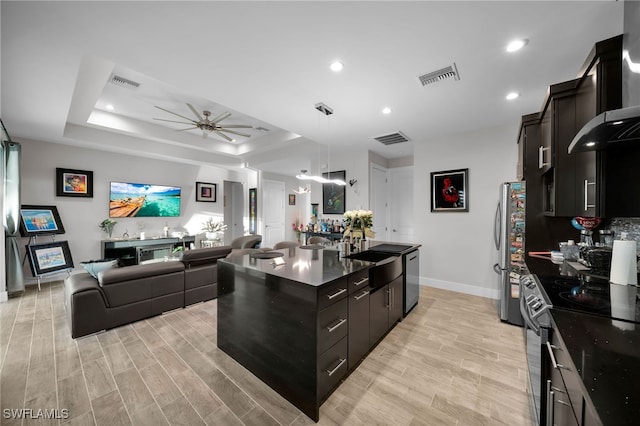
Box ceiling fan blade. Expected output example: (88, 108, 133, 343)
(176, 127, 200, 131)
(220, 129, 251, 138)
(220, 124, 253, 128)
(153, 118, 195, 125)
(210, 111, 231, 123)
(214, 130, 233, 142)
(154, 106, 198, 123)
(186, 103, 204, 122)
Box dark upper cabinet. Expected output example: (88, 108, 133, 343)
(539, 79, 581, 217)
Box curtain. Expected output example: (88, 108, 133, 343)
(2, 120, 24, 294)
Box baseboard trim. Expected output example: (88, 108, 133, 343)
(419, 276, 499, 300)
(0, 291, 8, 303)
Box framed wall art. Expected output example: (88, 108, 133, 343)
(249, 188, 257, 234)
(322, 170, 346, 214)
(26, 241, 74, 276)
(56, 168, 93, 197)
(289, 194, 296, 205)
(19, 205, 66, 237)
(430, 168, 469, 212)
(195, 181, 217, 202)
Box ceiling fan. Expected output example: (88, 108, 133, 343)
(153, 103, 252, 141)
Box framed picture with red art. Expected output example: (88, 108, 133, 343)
(195, 182, 217, 202)
(430, 168, 469, 212)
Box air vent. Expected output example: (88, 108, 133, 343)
(315, 102, 334, 116)
(109, 74, 140, 90)
(374, 131, 410, 145)
(417, 63, 460, 87)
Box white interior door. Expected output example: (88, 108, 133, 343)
(263, 179, 285, 247)
(370, 164, 389, 241)
(389, 166, 414, 243)
(223, 181, 245, 244)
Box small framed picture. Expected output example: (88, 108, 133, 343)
(26, 241, 74, 276)
(19, 205, 66, 237)
(195, 182, 217, 202)
(289, 194, 296, 205)
(56, 168, 93, 197)
(430, 168, 469, 212)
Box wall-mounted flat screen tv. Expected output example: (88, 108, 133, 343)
(109, 181, 181, 218)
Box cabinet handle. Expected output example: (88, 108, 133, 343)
(538, 146, 550, 168)
(584, 179, 596, 211)
(353, 277, 369, 287)
(326, 358, 346, 376)
(546, 380, 554, 426)
(546, 341, 568, 371)
(556, 399, 572, 407)
(409, 255, 417, 261)
(353, 290, 369, 301)
(327, 288, 347, 300)
(326, 318, 347, 333)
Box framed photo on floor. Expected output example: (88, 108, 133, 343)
(26, 241, 74, 276)
(195, 182, 217, 202)
(430, 168, 469, 212)
(19, 205, 66, 237)
(56, 168, 93, 197)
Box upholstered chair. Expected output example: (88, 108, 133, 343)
(273, 240, 301, 249)
(230, 235, 262, 249)
(308, 236, 332, 246)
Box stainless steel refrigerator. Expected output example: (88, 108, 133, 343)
(493, 182, 525, 326)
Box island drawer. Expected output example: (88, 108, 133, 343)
(317, 298, 348, 354)
(318, 277, 348, 310)
(549, 329, 583, 422)
(317, 336, 348, 400)
(348, 270, 370, 294)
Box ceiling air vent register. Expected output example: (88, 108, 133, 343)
(374, 131, 410, 145)
(109, 74, 141, 90)
(417, 63, 460, 87)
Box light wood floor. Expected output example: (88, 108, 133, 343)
(0, 282, 533, 425)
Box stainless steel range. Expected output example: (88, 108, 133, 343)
(520, 274, 552, 426)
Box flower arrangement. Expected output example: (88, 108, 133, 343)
(292, 222, 304, 241)
(343, 210, 375, 239)
(99, 218, 117, 238)
(343, 210, 373, 229)
(201, 217, 228, 233)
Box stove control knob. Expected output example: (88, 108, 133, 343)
(527, 297, 540, 307)
(532, 301, 543, 310)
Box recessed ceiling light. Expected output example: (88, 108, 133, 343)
(330, 61, 344, 72)
(506, 92, 520, 101)
(382, 107, 392, 114)
(506, 39, 528, 53)
(105, 104, 115, 111)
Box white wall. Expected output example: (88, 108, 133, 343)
(414, 123, 518, 299)
(261, 171, 309, 241)
(18, 137, 247, 284)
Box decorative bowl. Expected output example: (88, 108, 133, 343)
(574, 216, 603, 230)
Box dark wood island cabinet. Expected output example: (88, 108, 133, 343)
(217, 247, 405, 422)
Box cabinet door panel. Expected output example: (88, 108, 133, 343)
(348, 288, 370, 370)
(369, 285, 389, 346)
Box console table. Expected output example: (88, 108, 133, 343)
(303, 231, 344, 243)
(101, 236, 195, 266)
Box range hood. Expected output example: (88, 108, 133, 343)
(568, 104, 640, 153)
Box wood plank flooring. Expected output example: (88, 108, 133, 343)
(0, 282, 533, 425)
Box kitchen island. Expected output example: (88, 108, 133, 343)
(217, 247, 401, 421)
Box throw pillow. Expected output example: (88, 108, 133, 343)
(80, 259, 119, 279)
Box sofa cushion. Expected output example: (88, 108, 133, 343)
(98, 261, 184, 285)
(181, 246, 232, 267)
(80, 259, 119, 279)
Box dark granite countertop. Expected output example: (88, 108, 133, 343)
(551, 309, 640, 425)
(219, 247, 371, 287)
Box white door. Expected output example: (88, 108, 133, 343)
(370, 164, 389, 241)
(223, 181, 245, 245)
(389, 166, 414, 243)
(263, 179, 285, 247)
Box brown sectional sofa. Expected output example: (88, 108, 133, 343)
(64, 246, 232, 338)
